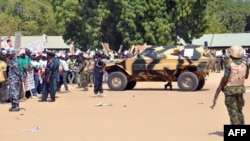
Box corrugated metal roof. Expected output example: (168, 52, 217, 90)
(3, 33, 250, 49)
(1, 36, 69, 49)
(192, 33, 250, 47)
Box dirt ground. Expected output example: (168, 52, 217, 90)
(1, 72, 250, 141)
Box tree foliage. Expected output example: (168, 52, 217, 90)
(205, 0, 250, 33)
(168, 0, 210, 43)
(0, 0, 58, 36)
(50, 0, 213, 51)
(116, 0, 173, 46)
(2, 0, 250, 51)
(204, 0, 227, 33)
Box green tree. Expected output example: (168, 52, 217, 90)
(204, 0, 227, 33)
(50, 0, 215, 51)
(205, 0, 250, 33)
(0, 13, 20, 36)
(116, 0, 173, 47)
(168, 0, 212, 44)
(219, 0, 249, 32)
(0, 0, 58, 36)
(48, 0, 94, 49)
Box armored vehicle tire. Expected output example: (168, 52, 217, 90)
(107, 72, 128, 91)
(126, 81, 137, 90)
(177, 72, 199, 91)
(196, 76, 205, 90)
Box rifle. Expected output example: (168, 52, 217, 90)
(210, 86, 221, 109)
(210, 77, 223, 109)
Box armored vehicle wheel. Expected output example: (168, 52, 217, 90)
(196, 76, 205, 90)
(177, 72, 199, 91)
(107, 72, 128, 91)
(126, 81, 137, 90)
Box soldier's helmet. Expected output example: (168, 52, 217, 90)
(228, 45, 244, 59)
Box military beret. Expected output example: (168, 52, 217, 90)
(46, 51, 55, 57)
(95, 52, 102, 57)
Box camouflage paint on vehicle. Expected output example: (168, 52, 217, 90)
(105, 45, 212, 91)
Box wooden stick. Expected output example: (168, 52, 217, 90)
(30, 90, 33, 99)
(21, 81, 26, 100)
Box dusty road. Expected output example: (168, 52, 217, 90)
(1, 72, 250, 141)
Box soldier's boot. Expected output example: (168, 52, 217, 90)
(169, 84, 172, 90)
(164, 82, 172, 90)
(78, 84, 83, 88)
(83, 87, 88, 91)
(9, 101, 14, 110)
(9, 103, 20, 112)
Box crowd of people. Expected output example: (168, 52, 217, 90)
(209, 50, 250, 73)
(0, 43, 107, 112)
(1, 39, 249, 125)
(210, 55, 226, 73)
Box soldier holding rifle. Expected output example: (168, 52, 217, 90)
(211, 45, 249, 125)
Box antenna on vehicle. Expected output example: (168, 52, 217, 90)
(210, 34, 215, 48)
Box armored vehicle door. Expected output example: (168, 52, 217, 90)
(131, 48, 155, 76)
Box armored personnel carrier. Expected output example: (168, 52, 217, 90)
(104, 45, 212, 91)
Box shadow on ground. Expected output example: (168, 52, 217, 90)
(105, 88, 210, 92)
(208, 131, 224, 137)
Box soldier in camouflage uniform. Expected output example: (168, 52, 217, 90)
(211, 55, 216, 73)
(80, 55, 88, 91)
(220, 45, 249, 125)
(6, 48, 22, 112)
(215, 56, 221, 73)
(86, 54, 94, 88)
(75, 51, 84, 87)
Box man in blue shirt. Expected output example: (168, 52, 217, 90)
(93, 52, 106, 97)
(40, 52, 59, 102)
